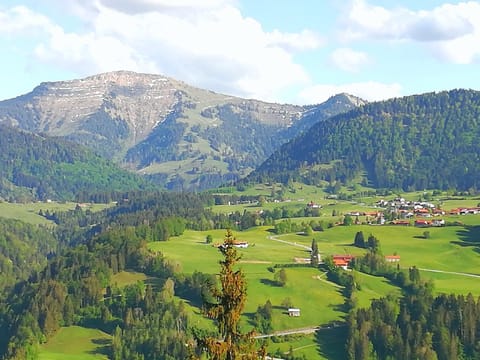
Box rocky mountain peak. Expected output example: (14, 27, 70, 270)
(0, 70, 363, 190)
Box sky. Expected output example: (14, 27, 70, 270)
(1, 0, 480, 104)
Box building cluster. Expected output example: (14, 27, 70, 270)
(332, 254, 400, 270)
(345, 197, 455, 227)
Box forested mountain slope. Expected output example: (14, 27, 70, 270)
(0, 71, 362, 190)
(0, 218, 57, 291)
(0, 125, 151, 201)
(249, 89, 480, 191)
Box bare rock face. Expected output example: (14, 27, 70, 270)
(0, 71, 362, 190)
(0, 71, 192, 154)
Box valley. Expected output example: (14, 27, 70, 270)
(2, 183, 480, 359)
(1, 74, 480, 360)
(1, 0, 480, 358)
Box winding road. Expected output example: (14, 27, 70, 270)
(418, 268, 480, 278)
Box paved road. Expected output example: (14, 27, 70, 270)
(418, 268, 480, 278)
(255, 326, 320, 339)
(254, 323, 346, 339)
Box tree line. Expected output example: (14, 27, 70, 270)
(249, 89, 480, 192)
(0, 125, 152, 202)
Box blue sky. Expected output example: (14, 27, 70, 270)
(1, 0, 479, 104)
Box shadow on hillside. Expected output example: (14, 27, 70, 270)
(315, 326, 348, 360)
(330, 302, 350, 315)
(453, 226, 480, 253)
(244, 311, 255, 325)
(88, 338, 111, 356)
(145, 277, 163, 291)
(260, 278, 282, 287)
(456, 225, 480, 243)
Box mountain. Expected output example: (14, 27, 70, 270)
(282, 92, 366, 137)
(0, 125, 151, 201)
(248, 89, 480, 191)
(0, 71, 362, 190)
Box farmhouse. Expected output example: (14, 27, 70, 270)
(415, 208, 431, 216)
(333, 255, 355, 269)
(449, 207, 480, 215)
(215, 240, 249, 248)
(288, 308, 301, 317)
(233, 241, 249, 248)
(414, 220, 431, 227)
(307, 201, 321, 208)
(432, 219, 445, 227)
(385, 255, 401, 262)
(390, 220, 410, 226)
(414, 219, 445, 227)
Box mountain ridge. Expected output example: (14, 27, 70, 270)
(247, 88, 480, 191)
(0, 70, 363, 190)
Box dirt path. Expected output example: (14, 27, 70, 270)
(238, 260, 272, 264)
(267, 234, 312, 251)
(313, 273, 343, 288)
(255, 326, 320, 339)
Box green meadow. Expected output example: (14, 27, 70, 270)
(15, 187, 480, 359)
(38, 326, 111, 360)
(148, 217, 480, 336)
(0, 201, 111, 225)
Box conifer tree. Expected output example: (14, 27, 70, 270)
(310, 238, 319, 266)
(194, 229, 265, 360)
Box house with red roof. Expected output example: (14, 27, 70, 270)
(332, 255, 355, 270)
(385, 255, 401, 262)
(414, 219, 432, 227)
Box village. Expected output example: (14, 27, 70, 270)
(343, 196, 480, 227)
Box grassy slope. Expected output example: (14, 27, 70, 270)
(0, 202, 112, 225)
(148, 227, 403, 329)
(149, 227, 403, 360)
(149, 219, 480, 332)
(38, 326, 111, 360)
(31, 186, 480, 360)
(110, 270, 148, 287)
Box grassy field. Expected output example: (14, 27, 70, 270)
(148, 219, 480, 342)
(265, 327, 348, 360)
(149, 228, 345, 332)
(241, 265, 345, 331)
(313, 224, 480, 278)
(110, 270, 148, 287)
(148, 226, 407, 333)
(272, 224, 480, 296)
(38, 326, 111, 360)
(0, 201, 112, 225)
(353, 271, 401, 308)
(23, 186, 480, 360)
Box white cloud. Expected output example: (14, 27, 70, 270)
(0, 6, 57, 35)
(298, 81, 402, 104)
(329, 47, 370, 72)
(341, 0, 480, 64)
(266, 29, 324, 52)
(99, 0, 234, 15)
(0, 1, 322, 102)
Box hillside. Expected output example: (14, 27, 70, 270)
(248, 89, 480, 191)
(0, 125, 151, 201)
(0, 217, 57, 291)
(0, 71, 362, 190)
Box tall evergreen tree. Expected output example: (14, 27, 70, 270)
(311, 239, 319, 266)
(195, 229, 265, 359)
(353, 231, 365, 248)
